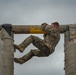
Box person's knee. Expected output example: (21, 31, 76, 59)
(40, 50, 50, 57)
(44, 49, 50, 56)
(46, 53, 50, 56)
(31, 50, 34, 53)
(30, 50, 34, 54)
(29, 35, 34, 38)
(39, 53, 50, 57)
(31, 50, 38, 54)
(29, 35, 35, 40)
(45, 49, 54, 56)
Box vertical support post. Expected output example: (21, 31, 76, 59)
(0, 24, 14, 75)
(64, 25, 76, 75)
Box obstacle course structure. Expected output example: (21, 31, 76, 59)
(0, 24, 76, 75)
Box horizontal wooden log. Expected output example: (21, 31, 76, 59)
(0, 24, 76, 34)
(12, 25, 69, 34)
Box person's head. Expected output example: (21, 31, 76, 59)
(51, 22, 59, 29)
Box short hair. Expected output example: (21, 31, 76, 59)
(51, 22, 59, 27)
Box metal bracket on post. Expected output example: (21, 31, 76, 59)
(1, 24, 12, 36)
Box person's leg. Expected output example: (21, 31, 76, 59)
(32, 36, 55, 54)
(14, 35, 51, 64)
(14, 49, 50, 64)
(14, 35, 47, 53)
(14, 35, 35, 52)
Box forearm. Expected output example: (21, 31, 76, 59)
(45, 25, 53, 32)
(41, 23, 54, 33)
(41, 23, 48, 31)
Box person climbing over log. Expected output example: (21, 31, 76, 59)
(14, 22, 60, 64)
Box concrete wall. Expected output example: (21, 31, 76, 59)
(0, 28, 14, 75)
(64, 25, 76, 75)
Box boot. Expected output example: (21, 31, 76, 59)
(14, 50, 34, 64)
(14, 58, 24, 64)
(14, 44, 24, 53)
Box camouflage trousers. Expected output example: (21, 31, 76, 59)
(15, 35, 52, 63)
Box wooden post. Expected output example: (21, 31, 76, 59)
(0, 24, 14, 75)
(64, 24, 76, 75)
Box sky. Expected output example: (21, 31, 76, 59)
(0, 0, 76, 75)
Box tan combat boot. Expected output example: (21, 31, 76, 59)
(14, 44, 24, 53)
(14, 58, 24, 64)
